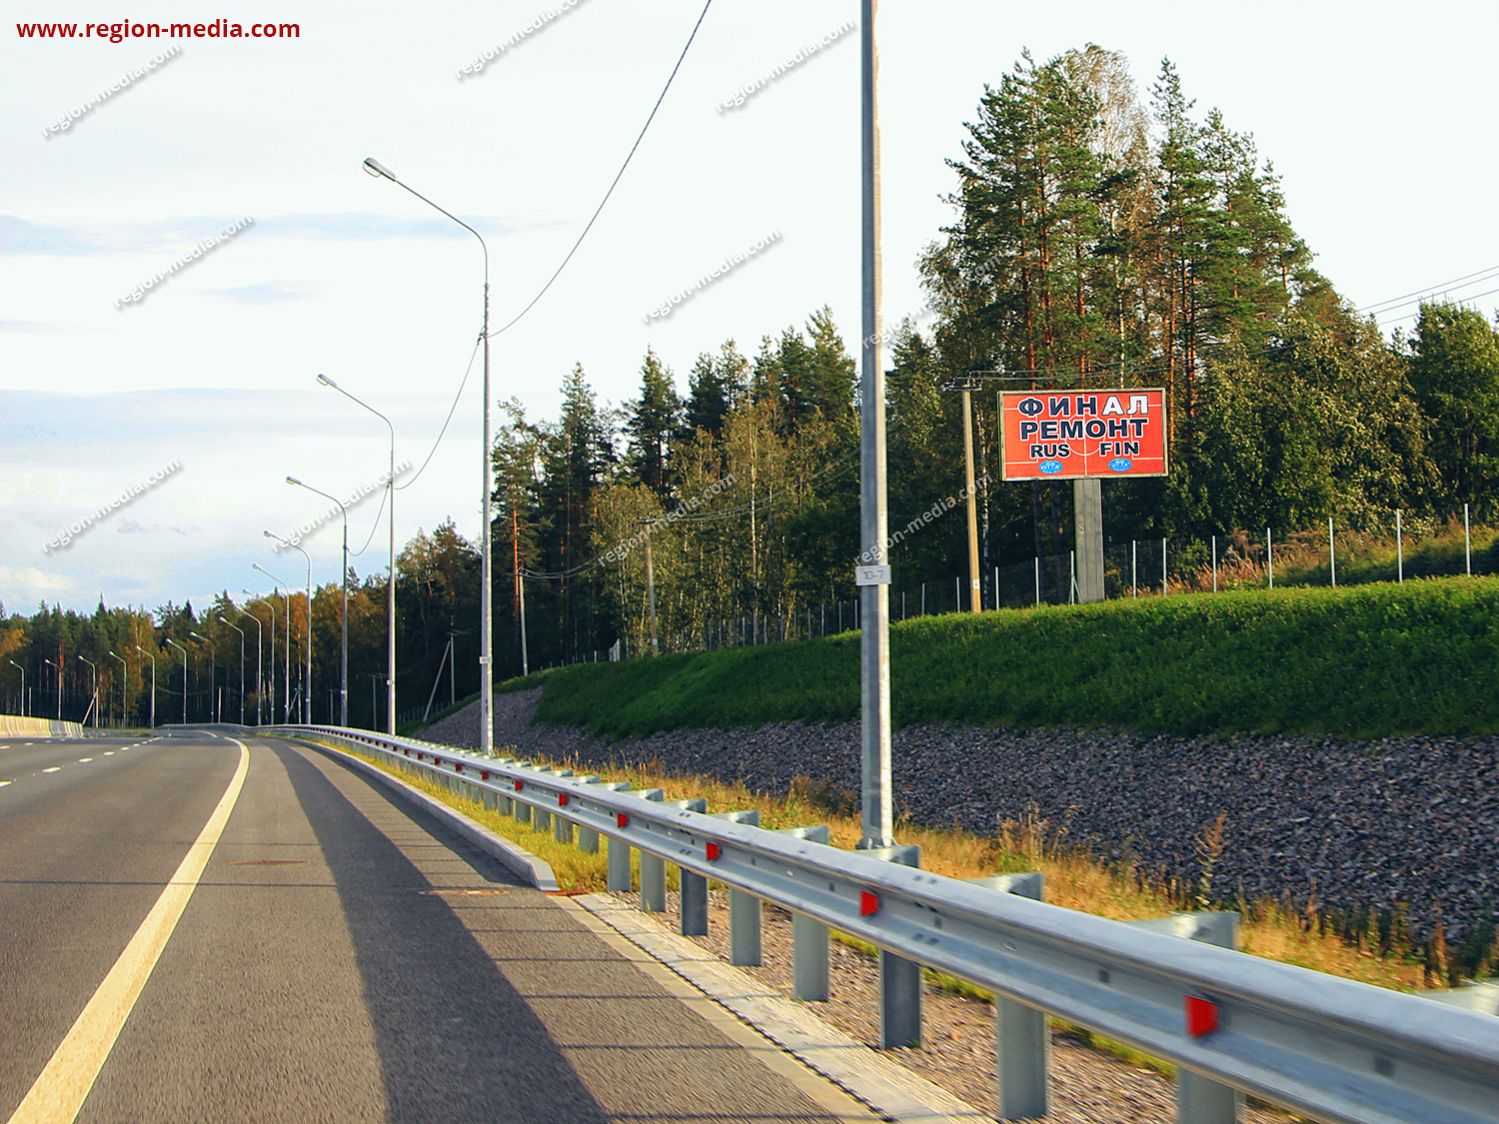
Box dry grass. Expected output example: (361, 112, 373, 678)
(320, 736, 1437, 993)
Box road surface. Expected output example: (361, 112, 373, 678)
(0, 729, 876, 1123)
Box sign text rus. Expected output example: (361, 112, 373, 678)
(1000, 388, 1168, 481)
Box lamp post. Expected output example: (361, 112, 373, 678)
(261, 541, 311, 723)
(363, 154, 493, 755)
(106, 651, 127, 727)
(165, 639, 188, 724)
(43, 657, 61, 720)
(234, 609, 262, 724)
(134, 645, 156, 728)
(7, 659, 24, 717)
(77, 655, 98, 728)
(250, 572, 292, 722)
(218, 616, 246, 725)
(319, 373, 398, 734)
(285, 479, 348, 726)
(189, 632, 216, 722)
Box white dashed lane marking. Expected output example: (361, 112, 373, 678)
(0, 780, 11, 788)
(103, 751, 114, 757)
(41, 767, 62, 774)
(78, 758, 93, 763)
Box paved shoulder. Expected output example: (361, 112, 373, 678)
(74, 737, 876, 1123)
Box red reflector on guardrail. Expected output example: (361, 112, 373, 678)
(617, 813, 629, 828)
(1185, 995, 1219, 1037)
(514, 780, 523, 792)
(455, 763, 462, 773)
(558, 793, 569, 806)
(860, 890, 880, 916)
(706, 842, 722, 861)
(481, 771, 489, 780)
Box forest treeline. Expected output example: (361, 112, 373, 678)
(5, 46, 1498, 725)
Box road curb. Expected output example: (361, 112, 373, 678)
(289, 735, 561, 892)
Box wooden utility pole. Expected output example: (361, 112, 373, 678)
(962, 386, 981, 612)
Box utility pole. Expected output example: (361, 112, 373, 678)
(513, 502, 529, 677)
(857, 0, 894, 851)
(961, 382, 981, 612)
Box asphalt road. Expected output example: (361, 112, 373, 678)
(0, 730, 876, 1123)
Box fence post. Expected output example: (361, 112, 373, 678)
(1211, 535, 1218, 593)
(1465, 503, 1472, 575)
(1162, 539, 1168, 595)
(1069, 551, 1076, 605)
(776, 826, 831, 1001)
(993, 565, 999, 610)
(1267, 528, 1274, 589)
(921, 583, 926, 616)
(956, 574, 961, 612)
(1397, 510, 1404, 583)
(1131, 540, 1138, 598)
(1329, 516, 1337, 587)
(1034, 558, 1040, 607)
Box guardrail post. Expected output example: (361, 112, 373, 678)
(866, 844, 923, 1048)
(969, 873, 1049, 1119)
(715, 811, 762, 964)
(776, 826, 832, 1001)
(637, 789, 667, 911)
(670, 798, 710, 936)
(1128, 912, 1243, 1123)
(575, 778, 614, 853)
(551, 772, 580, 844)
(532, 766, 556, 832)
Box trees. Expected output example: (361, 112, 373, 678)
(1408, 303, 1499, 516)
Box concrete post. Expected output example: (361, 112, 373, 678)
(969, 873, 1049, 1118)
(1073, 478, 1105, 603)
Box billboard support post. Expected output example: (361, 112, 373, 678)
(1073, 478, 1104, 603)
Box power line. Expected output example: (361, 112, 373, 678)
(395, 333, 483, 495)
(1377, 284, 1499, 326)
(1358, 264, 1499, 313)
(491, 0, 714, 339)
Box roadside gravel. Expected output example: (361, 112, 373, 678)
(424, 690, 1499, 941)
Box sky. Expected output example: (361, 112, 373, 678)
(3, 0, 1497, 615)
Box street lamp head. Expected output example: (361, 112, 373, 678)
(285, 475, 301, 487)
(362, 156, 396, 181)
(190, 631, 206, 642)
(316, 373, 336, 388)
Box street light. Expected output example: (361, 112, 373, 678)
(363, 154, 494, 755)
(106, 651, 127, 727)
(285, 478, 348, 726)
(42, 657, 61, 720)
(189, 632, 216, 722)
(77, 655, 98, 728)
(233, 608, 262, 725)
(7, 659, 24, 717)
(319, 372, 398, 734)
(134, 644, 156, 728)
(218, 616, 247, 725)
(164, 639, 188, 724)
(261, 541, 312, 723)
(251, 568, 294, 722)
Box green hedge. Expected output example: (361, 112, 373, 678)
(501, 577, 1499, 739)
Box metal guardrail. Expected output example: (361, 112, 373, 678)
(273, 724, 1499, 1124)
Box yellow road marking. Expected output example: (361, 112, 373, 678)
(6, 738, 250, 1124)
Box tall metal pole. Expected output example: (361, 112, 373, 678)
(857, 0, 893, 851)
(7, 661, 24, 718)
(642, 520, 660, 655)
(220, 617, 246, 725)
(361, 156, 492, 753)
(254, 563, 296, 722)
(962, 387, 980, 613)
(319, 375, 398, 733)
(78, 656, 98, 728)
(284, 483, 347, 725)
(107, 651, 126, 726)
(134, 646, 155, 728)
(513, 503, 529, 677)
(236, 610, 262, 724)
(166, 640, 187, 724)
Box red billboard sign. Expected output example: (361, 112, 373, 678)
(1000, 388, 1168, 481)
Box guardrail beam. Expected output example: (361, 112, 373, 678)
(1128, 912, 1243, 1123)
(578, 780, 623, 855)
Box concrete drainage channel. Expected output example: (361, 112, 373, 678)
(273, 726, 1499, 1124)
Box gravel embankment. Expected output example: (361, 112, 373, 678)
(424, 690, 1499, 942)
